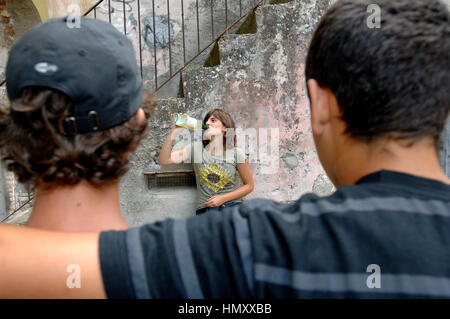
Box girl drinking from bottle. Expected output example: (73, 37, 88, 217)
(159, 109, 254, 215)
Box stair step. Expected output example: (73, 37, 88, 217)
(256, 0, 328, 36)
(176, 0, 327, 113)
(181, 65, 226, 108)
(269, 0, 293, 4)
(154, 97, 186, 125)
(218, 34, 257, 67)
(256, 3, 293, 35)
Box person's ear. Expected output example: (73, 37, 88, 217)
(307, 79, 331, 136)
(136, 108, 146, 124)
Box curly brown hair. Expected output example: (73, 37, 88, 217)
(0, 87, 156, 189)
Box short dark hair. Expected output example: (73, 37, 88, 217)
(0, 87, 156, 189)
(305, 0, 450, 146)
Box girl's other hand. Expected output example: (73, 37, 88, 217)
(205, 195, 227, 208)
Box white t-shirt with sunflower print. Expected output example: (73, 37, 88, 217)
(184, 141, 246, 210)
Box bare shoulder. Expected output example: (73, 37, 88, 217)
(0, 224, 106, 298)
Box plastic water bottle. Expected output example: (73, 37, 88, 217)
(172, 113, 209, 130)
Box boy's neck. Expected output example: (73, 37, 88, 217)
(335, 136, 450, 187)
(27, 180, 128, 232)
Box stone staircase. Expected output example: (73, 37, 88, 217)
(120, 0, 335, 226)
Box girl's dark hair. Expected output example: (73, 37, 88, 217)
(202, 108, 236, 149)
(0, 86, 156, 189)
(305, 0, 450, 147)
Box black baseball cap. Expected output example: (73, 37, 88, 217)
(6, 16, 143, 135)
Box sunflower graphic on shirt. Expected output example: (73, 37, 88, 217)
(198, 163, 232, 192)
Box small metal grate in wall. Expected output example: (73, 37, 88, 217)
(145, 171, 196, 189)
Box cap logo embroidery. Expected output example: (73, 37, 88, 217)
(34, 62, 59, 74)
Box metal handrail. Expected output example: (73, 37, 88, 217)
(83, 0, 104, 16)
(1, 197, 33, 223)
(155, 0, 264, 93)
(81, 0, 263, 93)
(154, 0, 263, 93)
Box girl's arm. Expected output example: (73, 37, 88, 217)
(158, 125, 189, 165)
(205, 160, 254, 207)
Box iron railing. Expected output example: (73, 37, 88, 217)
(0, 1, 264, 93)
(0, 173, 33, 224)
(1, 195, 33, 223)
(82, 0, 264, 93)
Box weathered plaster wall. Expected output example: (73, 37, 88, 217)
(46, 0, 96, 18)
(441, 118, 450, 176)
(0, 0, 41, 82)
(0, 0, 42, 221)
(0, 161, 7, 219)
(443, 0, 450, 178)
(31, 0, 48, 21)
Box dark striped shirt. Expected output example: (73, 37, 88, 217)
(99, 170, 450, 298)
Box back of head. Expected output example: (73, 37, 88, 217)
(0, 17, 155, 189)
(305, 0, 450, 146)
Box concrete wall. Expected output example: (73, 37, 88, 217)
(1, 0, 42, 82)
(46, 0, 96, 19)
(31, 0, 48, 21)
(0, 0, 42, 220)
(0, 166, 7, 219)
(441, 118, 450, 177)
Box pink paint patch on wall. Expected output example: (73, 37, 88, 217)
(218, 60, 328, 202)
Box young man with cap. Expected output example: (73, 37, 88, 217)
(0, 17, 154, 232)
(0, 0, 450, 298)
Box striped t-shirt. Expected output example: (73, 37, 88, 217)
(99, 170, 450, 298)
